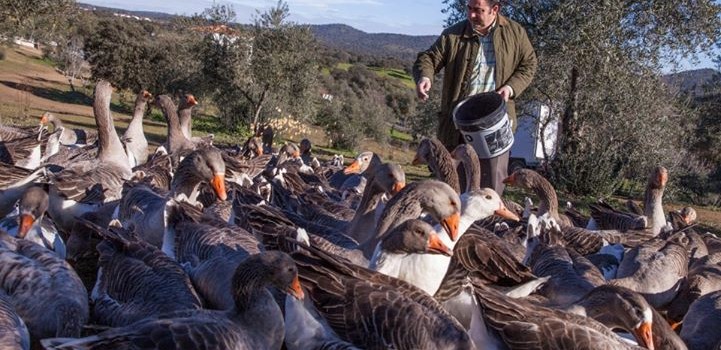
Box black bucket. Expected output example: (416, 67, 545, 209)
(452, 92, 514, 159)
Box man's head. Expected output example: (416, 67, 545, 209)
(467, 0, 500, 33)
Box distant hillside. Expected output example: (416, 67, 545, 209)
(309, 24, 436, 62)
(662, 68, 721, 97)
(78, 3, 178, 21)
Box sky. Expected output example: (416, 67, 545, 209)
(81, 0, 448, 35)
(81, 0, 719, 72)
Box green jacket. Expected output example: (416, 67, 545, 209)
(413, 15, 537, 150)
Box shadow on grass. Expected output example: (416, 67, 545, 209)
(0, 81, 133, 115)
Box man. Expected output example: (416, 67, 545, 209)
(413, 0, 537, 195)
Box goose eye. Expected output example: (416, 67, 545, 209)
(485, 195, 492, 200)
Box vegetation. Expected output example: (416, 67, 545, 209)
(442, 0, 721, 202)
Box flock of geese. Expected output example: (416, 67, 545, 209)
(0, 79, 720, 349)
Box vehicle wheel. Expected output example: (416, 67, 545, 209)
(508, 159, 526, 174)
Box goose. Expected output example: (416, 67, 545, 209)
(326, 151, 381, 190)
(0, 163, 45, 217)
(360, 179, 461, 259)
(290, 241, 473, 350)
(452, 143, 481, 193)
(0, 231, 88, 340)
(163, 200, 263, 310)
(0, 290, 29, 350)
(39, 112, 97, 146)
(679, 289, 721, 350)
(42, 251, 304, 350)
(155, 94, 195, 161)
(121, 89, 152, 167)
(503, 168, 575, 227)
(588, 167, 668, 235)
(369, 187, 519, 295)
(0, 123, 37, 142)
(413, 137, 461, 194)
(669, 206, 697, 230)
(527, 242, 606, 306)
(177, 93, 213, 147)
(47, 80, 132, 233)
(286, 220, 450, 350)
(433, 222, 536, 329)
(666, 253, 721, 326)
(368, 219, 453, 269)
(470, 282, 648, 350)
(565, 284, 683, 350)
(0, 185, 65, 258)
(610, 236, 689, 309)
(118, 147, 227, 247)
(82, 221, 203, 327)
(299, 138, 313, 164)
(345, 162, 405, 243)
(0, 130, 45, 170)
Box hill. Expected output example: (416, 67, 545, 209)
(309, 24, 436, 62)
(662, 68, 721, 97)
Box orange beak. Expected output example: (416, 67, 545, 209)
(187, 95, 198, 106)
(391, 181, 406, 195)
(427, 233, 453, 256)
(634, 321, 654, 350)
(659, 171, 668, 188)
(441, 212, 460, 241)
(287, 275, 305, 300)
(255, 148, 263, 157)
(344, 160, 362, 175)
(142, 90, 152, 99)
(211, 173, 228, 201)
(670, 320, 682, 332)
(18, 214, 35, 239)
(502, 173, 516, 185)
(292, 150, 300, 158)
(495, 204, 520, 221)
(40, 113, 48, 125)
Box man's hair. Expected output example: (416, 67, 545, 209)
(470, 0, 502, 8)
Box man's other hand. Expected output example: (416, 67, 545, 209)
(416, 77, 431, 101)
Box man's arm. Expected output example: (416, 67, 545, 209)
(413, 34, 449, 100)
(503, 27, 537, 98)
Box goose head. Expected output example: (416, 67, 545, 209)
(502, 168, 538, 189)
(39, 111, 63, 130)
(648, 166, 668, 190)
(420, 181, 461, 241)
(16, 186, 49, 239)
(175, 148, 227, 201)
(344, 151, 375, 174)
(299, 138, 311, 156)
(379, 219, 453, 256)
(462, 188, 520, 222)
(576, 285, 655, 350)
(679, 206, 697, 225)
(180, 94, 198, 108)
(372, 163, 406, 195)
(232, 251, 304, 309)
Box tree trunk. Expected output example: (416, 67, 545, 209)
(250, 87, 268, 133)
(559, 66, 580, 158)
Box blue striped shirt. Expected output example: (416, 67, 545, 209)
(468, 22, 496, 96)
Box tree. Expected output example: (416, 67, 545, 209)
(198, 1, 319, 132)
(442, 1, 721, 195)
(0, 0, 76, 44)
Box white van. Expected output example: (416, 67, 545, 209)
(508, 102, 558, 173)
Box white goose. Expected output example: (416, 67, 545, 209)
(369, 188, 519, 295)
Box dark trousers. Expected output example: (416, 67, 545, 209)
(480, 150, 509, 196)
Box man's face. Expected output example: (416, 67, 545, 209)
(467, 0, 499, 32)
